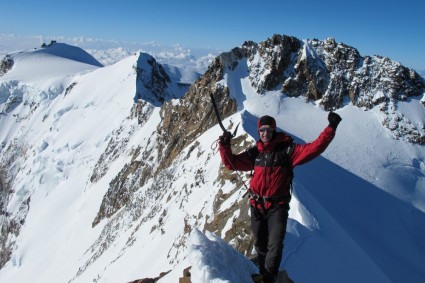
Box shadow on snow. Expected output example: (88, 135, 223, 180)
(240, 110, 425, 283)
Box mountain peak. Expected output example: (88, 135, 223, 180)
(218, 34, 425, 144)
(0, 41, 103, 83)
(36, 41, 103, 67)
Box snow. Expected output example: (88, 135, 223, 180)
(397, 99, 425, 129)
(0, 33, 220, 74)
(0, 39, 424, 283)
(0, 45, 140, 282)
(188, 229, 258, 283)
(2, 43, 102, 84)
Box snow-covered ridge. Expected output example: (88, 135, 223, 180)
(0, 47, 195, 282)
(0, 42, 104, 117)
(1, 41, 102, 81)
(0, 34, 424, 283)
(0, 33, 220, 74)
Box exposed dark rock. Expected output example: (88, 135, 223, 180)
(0, 141, 31, 269)
(250, 34, 301, 94)
(128, 270, 171, 283)
(133, 53, 172, 106)
(0, 55, 13, 77)
(155, 55, 237, 173)
(239, 34, 425, 143)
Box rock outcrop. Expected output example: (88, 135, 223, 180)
(0, 55, 13, 77)
(209, 34, 425, 144)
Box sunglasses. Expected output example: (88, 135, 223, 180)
(259, 128, 275, 133)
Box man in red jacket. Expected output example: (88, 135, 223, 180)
(218, 112, 342, 283)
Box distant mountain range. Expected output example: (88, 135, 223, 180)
(0, 33, 221, 73)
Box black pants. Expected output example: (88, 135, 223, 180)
(251, 204, 289, 279)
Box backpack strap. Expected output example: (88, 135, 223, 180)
(285, 142, 295, 196)
(246, 146, 259, 176)
(243, 139, 295, 204)
(274, 140, 295, 197)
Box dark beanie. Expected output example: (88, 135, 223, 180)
(258, 115, 276, 128)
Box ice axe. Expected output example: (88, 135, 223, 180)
(210, 93, 250, 194)
(209, 93, 239, 137)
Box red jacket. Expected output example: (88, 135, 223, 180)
(219, 126, 336, 209)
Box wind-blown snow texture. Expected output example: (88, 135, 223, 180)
(0, 38, 424, 283)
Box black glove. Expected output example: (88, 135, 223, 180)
(218, 131, 232, 145)
(328, 111, 342, 129)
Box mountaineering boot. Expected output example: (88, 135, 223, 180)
(251, 274, 265, 283)
(255, 270, 294, 283)
(277, 270, 294, 283)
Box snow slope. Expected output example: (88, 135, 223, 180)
(2, 42, 102, 82)
(166, 93, 425, 282)
(0, 42, 424, 283)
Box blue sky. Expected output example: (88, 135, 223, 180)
(1, 0, 424, 70)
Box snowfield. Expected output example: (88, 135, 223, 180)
(0, 41, 424, 283)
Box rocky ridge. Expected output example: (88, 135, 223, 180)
(0, 34, 424, 281)
(56, 35, 425, 279)
(124, 35, 425, 281)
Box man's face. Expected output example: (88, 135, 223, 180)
(258, 125, 275, 142)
